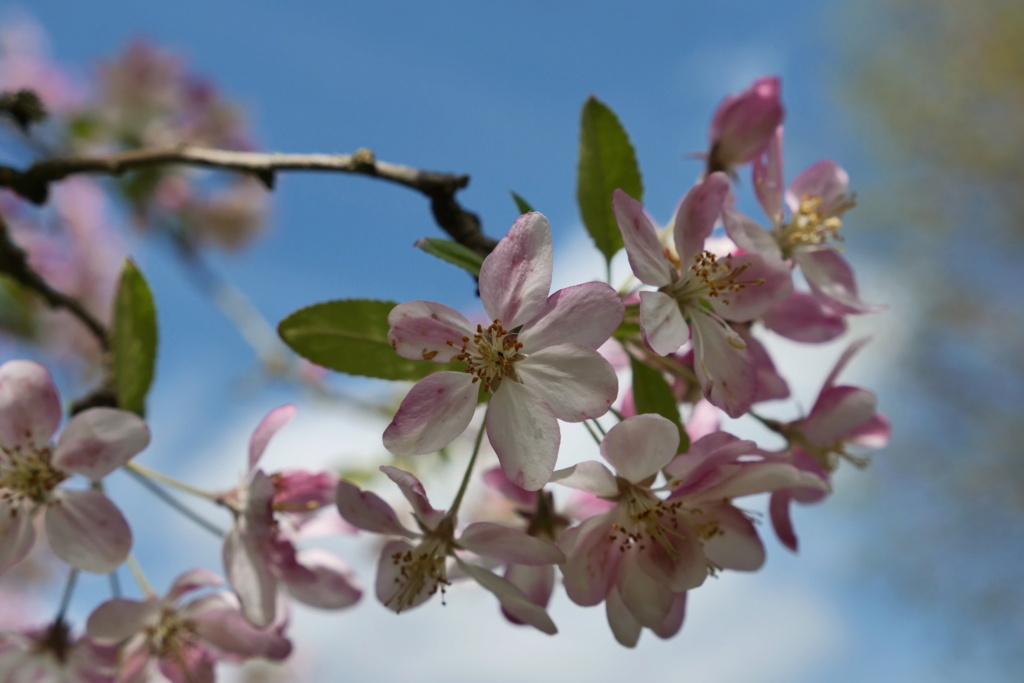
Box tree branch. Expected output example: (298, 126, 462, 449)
(0, 145, 497, 256)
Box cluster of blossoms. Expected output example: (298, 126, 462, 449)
(0, 27, 890, 677)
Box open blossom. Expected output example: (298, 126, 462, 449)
(0, 360, 149, 575)
(336, 466, 564, 633)
(221, 406, 361, 627)
(707, 76, 783, 172)
(383, 212, 623, 490)
(724, 127, 879, 315)
(613, 177, 791, 416)
(86, 569, 292, 683)
(0, 619, 117, 683)
(767, 339, 890, 550)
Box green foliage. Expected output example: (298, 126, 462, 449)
(577, 96, 643, 264)
(111, 259, 158, 416)
(278, 299, 461, 380)
(414, 238, 484, 277)
(511, 191, 535, 215)
(629, 355, 688, 452)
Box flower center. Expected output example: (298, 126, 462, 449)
(450, 319, 524, 392)
(146, 607, 199, 660)
(610, 480, 688, 558)
(0, 446, 66, 508)
(665, 251, 763, 308)
(781, 194, 850, 251)
(384, 533, 451, 612)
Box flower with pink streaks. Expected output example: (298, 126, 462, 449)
(86, 569, 292, 683)
(707, 76, 784, 172)
(336, 466, 564, 633)
(766, 339, 890, 550)
(613, 177, 791, 416)
(220, 406, 361, 628)
(0, 360, 149, 575)
(725, 127, 880, 315)
(383, 212, 623, 490)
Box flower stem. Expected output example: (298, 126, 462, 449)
(55, 568, 78, 622)
(126, 555, 154, 598)
(449, 414, 487, 514)
(582, 419, 603, 446)
(123, 465, 226, 538)
(125, 461, 218, 501)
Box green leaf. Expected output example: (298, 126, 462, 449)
(629, 355, 689, 453)
(278, 299, 461, 381)
(511, 191, 534, 215)
(111, 259, 158, 416)
(414, 238, 483, 277)
(577, 96, 643, 264)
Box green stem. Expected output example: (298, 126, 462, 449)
(126, 555, 154, 598)
(449, 414, 488, 514)
(125, 461, 218, 501)
(55, 568, 78, 622)
(123, 466, 226, 538)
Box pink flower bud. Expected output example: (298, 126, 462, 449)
(708, 76, 784, 171)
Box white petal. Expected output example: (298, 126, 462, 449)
(0, 360, 61, 451)
(517, 282, 624, 351)
(486, 381, 559, 491)
(386, 300, 472, 362)
(639, 290, 688, 356)
(53, 408, 150, 481)
(600, 414, 680, 483)
(479, 212, 553, 328)
(612, 189, 673, 286)
(455, 557, 557, 634)
(550, 461, 618, 498)
(516, 344, 618, 422)
(382, 372, 478, 456)
(45, 489, 132, 573)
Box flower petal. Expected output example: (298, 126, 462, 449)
(375, 539, 438, 612)
(380, 466, 446, 529)
(763, 291, 846, 343)
(52, 408, 150, 481)
(550, 460, 618, 498)
(45, 489, 132, 573)
(0, 360, 61, 451)
(797, 249, 882, 314)
(479, 212, 553, 328)
(558, 513, 620, 606)
(458, 522, 564, 566)
(786, 159, 850, 216)
(247, 405, 296, 471)
(753, 127, 785, 222)
(335, 479, 413, 536)
(805, 386, 878, 445)
(223, 522, 277, 627)
(87, 597, 161, 643)
(617, 552, 676, 629)
(639, 290, 689, 356)
(455, 557, 557, 635)
(722, 206, 782, 259)
(517, 282, 624, 351)
(280, 548, 362, 609)
(612, 189, 673, 287)
(690, 502, 765, 571)
(606, 586, 642, 647)
(387, 300, 472, 362)
(690, 312, 756, 418)
(634, 517, 707, 593)
(382, 372, 478, 456)
(600, 414, 679, 483)
(0, 499, 36, 575)
(770, 491, 799, 552)
(516, 344, 618, 422)
(486, 381, 559, 491)
(673, 173, 730, 265)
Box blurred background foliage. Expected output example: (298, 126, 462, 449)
(842, 0, 1024, 670)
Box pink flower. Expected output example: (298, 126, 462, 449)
(725, 128, 880, 315)
(613, 178, 792, 416)
(221, 406, 361, 627)
(86, 569, 292, 683)
(0, 360, 149, 575)
(336, 466, 564, 633)
(383, 212, 623, 490)
(708, 76, 784, 172)
(767, 339, 890, 550)
(0, 620, 117, 683)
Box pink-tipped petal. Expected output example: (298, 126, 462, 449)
(247, 405, 296, 471)
(335, 479, 413, 536)
(606, 587, 642, 647)
(45, 489, 132, 573)
(600, 414, 680, 483)
(167, 568, 224, 603)
(805, 386, 878, 445)
(722, 206, 783, 259)
(281, 549, 362, 609)
(458, 522, 565, 566)
(651, 590, 688, 639)
(52, 408, 150, 481)
(189, 593, 293, 660)
(386, 300, 473, 362)
(482, 466, 536, 508)
(715, 253, 793, 322)
(455, 558, 557, 634)
(516, 344, 618, 422)
(617, 552, 676, 629)
(382, 372, 478, 456)
(797, 249, 882, 314)
(634, 517, 707, 593)
(479, 212, 553, 329)
(639, 290, 689, 356)
(786, 160, 850, 216)
(690, 312, 756, 419)
(559, 514, 621, 606)
(0, 360, 62, 451)
(517, 282, 624, 351)
(692, 503, 765, 571)
(770, 491, 799, 552)
(753, 127, 785, 222)
(674, 173, 730, 265)
(612, 189, 673, 287)
(846, 412, 891, 449)
(486, 381, 560, 491)
(380, 466, 446, 529)
(375, 539, 437, 612)
(764, 291, 847, 343)
(503, 564, 555, 615)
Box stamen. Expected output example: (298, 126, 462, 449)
(450, 319, 524, 392)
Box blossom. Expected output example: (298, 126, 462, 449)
(766, 339, 890, 550)
(613, 178, 791, 416)
(86, 569, 292, 683)
(383, 212, 623, 490)
(221, 406, 361, 627)
(0, 619, 117, 683)
(707, 76, 784, 172)
(724, 127, 879, 314)
(336, 466, 564, 633)
(0, 360, 149, 575)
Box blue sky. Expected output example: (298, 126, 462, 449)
(4, 1, 1004, 681)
